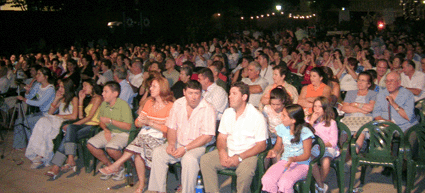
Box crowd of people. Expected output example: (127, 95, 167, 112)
(0, 27, 424, 193)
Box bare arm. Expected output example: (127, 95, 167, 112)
(239, 140, 267, 159)
(249, 85, 263, 94)
(74, 96, 102, 125)
(55, 97, 79, 120)
(405, 88, 422, 96)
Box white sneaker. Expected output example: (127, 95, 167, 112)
(315, 183, 329, 193)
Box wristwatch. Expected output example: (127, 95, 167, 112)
(237, 155, 243, 162)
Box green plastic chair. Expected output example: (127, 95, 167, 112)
(329, 122, 352, 193)
(405, 124, 425, 193)
(52, 120, 98, 173)
(286, 72, 303, 93)
(349, 120, 405, 193)
(214, 149, 268, 193)
(415, 99, 425, 127)
(293, 135, 325, 193)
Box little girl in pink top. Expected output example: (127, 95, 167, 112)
(306, 96, 339, 193)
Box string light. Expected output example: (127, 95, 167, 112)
(237, 10, 316, 20)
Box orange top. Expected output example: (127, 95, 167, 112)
(135, 98, 174, 134)
(305, 83, 326, 113)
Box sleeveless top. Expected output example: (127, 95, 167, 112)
(305, 83, 326, 114)
(58, 102, 73, 115)
(84, 103, 100, 126)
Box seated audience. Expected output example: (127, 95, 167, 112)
(241, 61, 269, 108)
(200, 82, 268, 193)
(372, 71, 418, 132)
(87, 81, 135, 181)
(147, 80, 215, 193)
(14, 67, 56, 150)
(99, 76, 174, 192)
(307, 96, 339, 193)
(46, 79, 102, 179)
(261, 104, 315, 192)
(298, 67, 331, 115)
(25, 78, 78, 169)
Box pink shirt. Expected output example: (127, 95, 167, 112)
(307, 119, 338, 148)
(166, 97, 216, 146)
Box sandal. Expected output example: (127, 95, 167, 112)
(99, 166, 118, 176)
(134, 187, 147, 193)
(61, 164, 76, 173)
(174, 184, 182, 193)
(45, 171, 58, 180)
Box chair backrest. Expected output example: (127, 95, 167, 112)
(337, 122, 351, 149)
(310, 135, 326, 165)
(405, 124, 425, 162)
(416, 99, 425, 125)
(357, 120, 404, 156)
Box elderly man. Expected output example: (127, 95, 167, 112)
(200, 82, 268, 193)
(242, 61, 269, 107)
(372, 71, 418, 132)
(400, 60, 425, 102)
(148, 80, 216, 193)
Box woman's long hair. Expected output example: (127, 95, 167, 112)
(82, 79, 102, 116)
(61, 78, 76, 112)
(286, 104, 315, 144)
(311, 96, 335, 127)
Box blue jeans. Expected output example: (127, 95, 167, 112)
(51, 124, 95, 167)
(13, 112, 43, 149)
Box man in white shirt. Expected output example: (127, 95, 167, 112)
(197, 68, 228, 120)
(127, 60, 144, 89)
(242, 62, 269, 107)
(401, 60, 425, 102)
(257, 53, 274, 86)
(374, 59, 390, 89)
(193, 46, 210, 67)
(200, 82, 268, 193)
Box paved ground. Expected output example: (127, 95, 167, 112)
(0, 131, 424, 193)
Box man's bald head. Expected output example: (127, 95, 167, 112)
(385, 71, 401, 93)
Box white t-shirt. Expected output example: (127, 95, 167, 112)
(242, 77, 269, 107)
(218, 103, 268, 157)
(401, 71, 425, 102)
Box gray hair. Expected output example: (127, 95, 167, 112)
(114, 66, 127, 80)
(248, 61, 261, 72)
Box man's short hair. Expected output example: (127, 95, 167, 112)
(102, 59, 112, 69)
(272, 64, 288, 77)
(184, 80, 202, 92)
(248, 61, 262, 72)
(104, 81, 121, 96)
(242, 55, 254, 63)
(114, 66, 127, 80)
(377, 59, 389, 69)
(259, 53, 269, 63)
(404, 59, 416, 69)
(132, 61, 143, 71)
(231, 82, 250, 102)
(198, 68, 214, 83)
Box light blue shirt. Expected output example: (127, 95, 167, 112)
(276, 124, 314, 165)
(25, 82, 55, 113)
(372, 87, 418, 132)
(119, 80, 136, 109)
